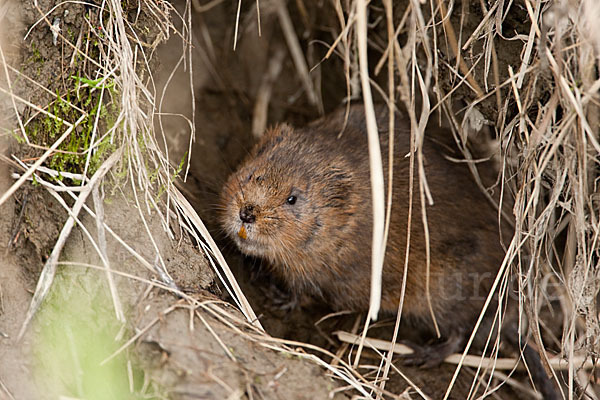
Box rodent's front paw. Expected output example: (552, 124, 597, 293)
(397, 333, 463, 368)
(268, 283, 301, 311)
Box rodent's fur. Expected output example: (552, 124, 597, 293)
(220, 105, 504, 342)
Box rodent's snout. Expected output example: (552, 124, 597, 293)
(239, 204, 256, 224)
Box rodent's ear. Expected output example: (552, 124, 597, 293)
(322, 167, 353, 208)
(255, 123, 295, 158)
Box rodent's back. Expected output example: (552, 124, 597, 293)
(220, 106, 505, 336)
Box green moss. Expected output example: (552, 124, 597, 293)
(66, 27, 75, 42)
(24, 74, 119, 183)
(26, 42, 45, 78)
(11, 129, 27, 144)
(30, 42, 44, 65)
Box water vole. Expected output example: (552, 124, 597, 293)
(220, 105, 505, 363)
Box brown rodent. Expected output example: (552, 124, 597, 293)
(221, 105, 504, 352)
(220, 105, 506, 361)
(220, 106, 561, 397)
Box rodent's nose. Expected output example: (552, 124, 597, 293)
(239, 205, 256, 224)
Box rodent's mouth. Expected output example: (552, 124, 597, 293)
(228, 222, 267, 257)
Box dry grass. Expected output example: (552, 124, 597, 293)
(1, 0, 599, 398)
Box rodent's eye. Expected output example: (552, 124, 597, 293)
(286, 195, 297, 205)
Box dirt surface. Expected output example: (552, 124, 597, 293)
(0, 0, 563, 399)
(0, 167, 346, 399)
(0, 161, 38, 400)
(55, 185, 344, 400)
